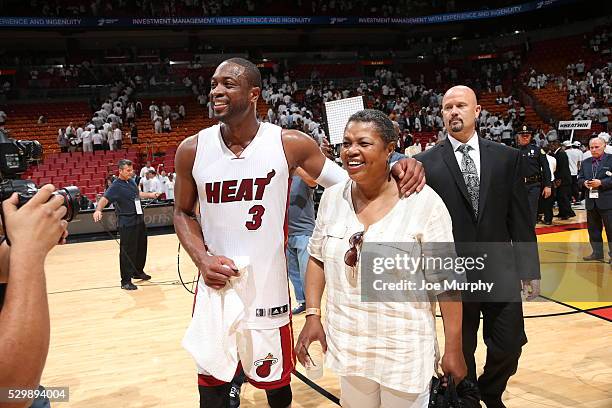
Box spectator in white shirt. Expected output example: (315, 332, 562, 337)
(141, 170, 163, 194)
(165, 173, 175, 201)
(107, 127, 115, 151)
(82, 129, 93, 152)
(112, 124, 123, 150)
(66, 122, 75, 138)
(139, 161, 155, 179)
(153, 114, 162, 134)
(149, 102, 158, 120)
(92, 129, 104, 151)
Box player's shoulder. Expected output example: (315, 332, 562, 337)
(281, 127, 313, 143)
(178, 124, 219, 151)
(177, 134, 198, 152)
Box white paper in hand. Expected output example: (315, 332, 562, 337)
(325, 96, 365, 145)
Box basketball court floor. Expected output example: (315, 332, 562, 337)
(41, 209, 611, 407)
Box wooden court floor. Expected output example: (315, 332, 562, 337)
(41, 216, 611, 407)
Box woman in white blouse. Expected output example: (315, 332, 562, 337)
(296, 109, 466, 408)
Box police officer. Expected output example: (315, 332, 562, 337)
(93, 159, 160, 290)
(517, 125, 552, 227)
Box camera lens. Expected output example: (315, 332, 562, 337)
(53, 186, 80, 222)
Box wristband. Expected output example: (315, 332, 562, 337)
(305, 307, 321, 317)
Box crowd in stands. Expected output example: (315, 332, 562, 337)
(1, 0, 529, 18)
(260, 56, 532, 153)
(52, 66, 203, 153)
(526, 62, 612, 118)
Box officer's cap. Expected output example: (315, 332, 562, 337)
(518, 125, 531, 135)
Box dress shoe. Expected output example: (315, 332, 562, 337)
(133, 272, 151, 280)
(543, 220, 552, 225)
(121, 282, 138, 290)
(292, 303, 306, 315)
(229, 383, 241, 408)
(583, 254, 604, 261)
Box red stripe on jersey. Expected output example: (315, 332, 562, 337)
(283, 176, 293, 317)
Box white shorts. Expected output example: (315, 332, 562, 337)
(197, 322, 295, 390)
(340, 376, 430, 408)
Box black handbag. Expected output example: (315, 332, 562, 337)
(429, 375, 481, 408)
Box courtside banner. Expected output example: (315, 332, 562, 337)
(0, 0, 575, 28)
(558, 120, 592, 130)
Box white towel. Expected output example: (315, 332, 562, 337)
(182, 256, 250, 382)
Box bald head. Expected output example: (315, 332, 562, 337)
(443, 86, 478, 106)
(220, 57, 262, 89)
(442, 85, 481, 143)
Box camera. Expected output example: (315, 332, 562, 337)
(0, 129, 80, 222)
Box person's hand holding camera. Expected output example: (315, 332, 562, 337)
(0, 184, 67, 399)
(3, 184, 69, 254)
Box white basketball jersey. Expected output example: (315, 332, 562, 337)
(193, 122, 291, 330)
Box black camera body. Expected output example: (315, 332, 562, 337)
(0, 129, 80, 222)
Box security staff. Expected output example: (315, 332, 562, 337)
(517, 126, 552, 227)
(93, 159, 160, 290)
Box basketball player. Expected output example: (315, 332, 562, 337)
(174, 58, 425, 408)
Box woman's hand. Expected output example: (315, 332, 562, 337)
(295, 316, 327, 366)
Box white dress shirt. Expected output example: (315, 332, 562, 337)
(447, 131, 481, 179)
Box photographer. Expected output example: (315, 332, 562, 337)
(0, 185, 69, 408)
(93, 160, 159, 291)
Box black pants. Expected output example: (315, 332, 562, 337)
(571, 175, 580, 202)
(118, 220, 147, 284)
(555, 184, 575, 217)
(525, 182, 541, 228)
(586, 206, 612, 257)
(463, 301, 526, 408)
(539, 185, 555, 223)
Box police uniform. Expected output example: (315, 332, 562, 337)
(520, 139, 552, 227)
(104, 177, 149, 286)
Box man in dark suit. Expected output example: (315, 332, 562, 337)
(577, 136, 612, 261)
(416, 86, 540, 408)
(549, 139, 576, 219)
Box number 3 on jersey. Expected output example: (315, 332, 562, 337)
(246, 205, 265, 230)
